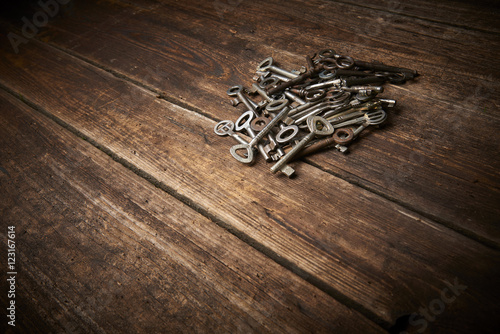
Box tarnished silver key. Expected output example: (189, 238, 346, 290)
(257, 57, 299, 79)
(235, 110, 271, 162)
(284, 90, 306, 105)
(323, 100, 381, 120)
(331, 109, 387, 128)
(230, 99, 290, 164)
(350, 109, 387, 139)
(275, 125, 299, 144)
(270, 116, 333, 176)
(251, 116, 284, 161)
(227, 85, 259, 117)
(214, 120, 249, 145)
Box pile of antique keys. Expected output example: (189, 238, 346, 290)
(215, 48, 418, 177)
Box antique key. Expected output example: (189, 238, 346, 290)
(230, 99, 290, 164)
(270, 116, 334, 175)
(214, 120, 249, 145)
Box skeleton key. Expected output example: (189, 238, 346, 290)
(230, 99, 290, 164)
(270, 116, 333, 175)
(251, 116, 284, 161)
(292, 127, 354, 160)
(275, 125, 299, 144)
(235, 110, 271, 162)
(257, 57, 299, 79)
(214, 120, 249, 145)
(227, 85, 259, 117)
(332, 109, 387, 128)
(350, 109, 388, 139)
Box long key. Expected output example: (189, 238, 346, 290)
(270, 116, 333, 175)
(354, 60, 418, 77)
(293, 100, 347, 125)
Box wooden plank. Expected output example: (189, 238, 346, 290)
(0, 35, 498, 332)
(337, 0, 500, 34)
(36, 0, 499, 100)
(0, 90, 383, 333)
(34, 0, 499, 117)
(28, 0, 500, 245)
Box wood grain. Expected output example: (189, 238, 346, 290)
(0, 33, 498, 332)
(28, 0, 500, 246)
(337, 0, 500, 33)
(0, 90, 383, 333)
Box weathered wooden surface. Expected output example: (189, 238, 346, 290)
(0, 0, 499, 333)
(29, 0, 500, 246)
(0, 90, 383, 333)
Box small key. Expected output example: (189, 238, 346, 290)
(214, 120, 249, 145)
(270, 116, 334, 175)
